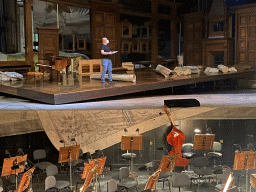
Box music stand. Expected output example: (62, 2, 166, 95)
(121, 135, 143, 173)
(58, 145, 80, 189)
(95, 156, 107, 175)
(80, 162, 98, 192)
(15, 166, 36, 192)
(1, 155, 27, 189)
(79, 157, 106, 191)
(233, 151, 256, 192)
(193, 134, 215, 152)
(81, 160, 96, 180)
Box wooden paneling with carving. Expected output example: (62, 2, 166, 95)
(95, 27, 104, 40)
(91, 10, 120, 67)
(37, 28, 59, 60)
(184, 12, 204, 66)
(236, 7, 256, 67)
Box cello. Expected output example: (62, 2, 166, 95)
(164, 105, 190, 167)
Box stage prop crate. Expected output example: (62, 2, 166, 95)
(122, 62, 134, 71)
(79, 59, 102, 76)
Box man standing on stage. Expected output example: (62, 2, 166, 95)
(100, 37, 117, 84)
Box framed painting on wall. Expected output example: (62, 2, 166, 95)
(62, 34, 75, 52)
(132, 41, 140, 53)
(140, 26, 149, 38)
(77, 38, 86, 50)
(122, 24, 132, 38)
(140, 41, 148, 53)
(122, 41, 131, 54)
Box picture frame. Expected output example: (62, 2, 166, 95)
(140, 41, 149, 53)
(62, 34, 75, 52)
(121, 41, 131, 54)
(77, 38, 86, 50)
(140, 26, 149, 38)
(132, 41, 140, 53)
(122, 24, 132, 38)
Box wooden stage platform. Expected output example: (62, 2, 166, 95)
(0, 67, 254, 104)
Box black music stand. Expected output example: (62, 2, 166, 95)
(1, 155, 28, 189)
(121, 135, 143, 173)
(58, 145, 80, 189)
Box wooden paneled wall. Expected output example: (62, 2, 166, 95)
(91, 10, 120, 67)
(184, 12, 204, 66)
(236, 6, 256, 67)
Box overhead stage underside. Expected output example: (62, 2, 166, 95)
(0, 67, 255, 104)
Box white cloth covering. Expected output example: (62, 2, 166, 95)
(0, 71, 23, 81)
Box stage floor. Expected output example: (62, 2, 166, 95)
(0, 67, 255, 104)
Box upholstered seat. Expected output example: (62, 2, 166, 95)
(181, 143, 195, 159)
(33, 149, 53, 171)
(116, 167, 138, 191)
(45, 165, 70, 191)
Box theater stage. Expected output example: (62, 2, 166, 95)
(0, 67, 254, 104)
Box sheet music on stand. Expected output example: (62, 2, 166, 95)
(121, 135, 143, 151)
(81, 157, 107, 180)
(193, 134, 215, 151)
(95, 156, 107, 175)
(81, 160, 96, 180)
(233, 151, 256, 170)
(58, 144, 80, 190)
(233, 151, 256, 192)
(1, 155, 27, 177)
(58, 145, 80, 163)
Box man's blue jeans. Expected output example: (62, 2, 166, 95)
(101, 59, 112, 82)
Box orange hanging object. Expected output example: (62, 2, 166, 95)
(164, 106, 190, 167)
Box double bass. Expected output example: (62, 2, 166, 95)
(164, 106, 190, 167)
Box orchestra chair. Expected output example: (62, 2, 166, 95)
(33, 149, 53, 173)
(116, 167, 138, 191)
(172, 173, 193, 192)
(189, 156, 214, 187)
(45, 164, 70, 191)
(107, 179, 118, 192)
(181, 143, 195, 171)
(182, 143, 195, 160)
(5, 150, 11, 158)
(208, 142, 222, 166)
(247, 143, 255, 151)
(17, 148, 24, 156)
(91, 149, 104, 159)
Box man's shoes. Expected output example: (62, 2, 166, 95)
(109, 81, 115, 84)
(101, 81, 107, 88)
